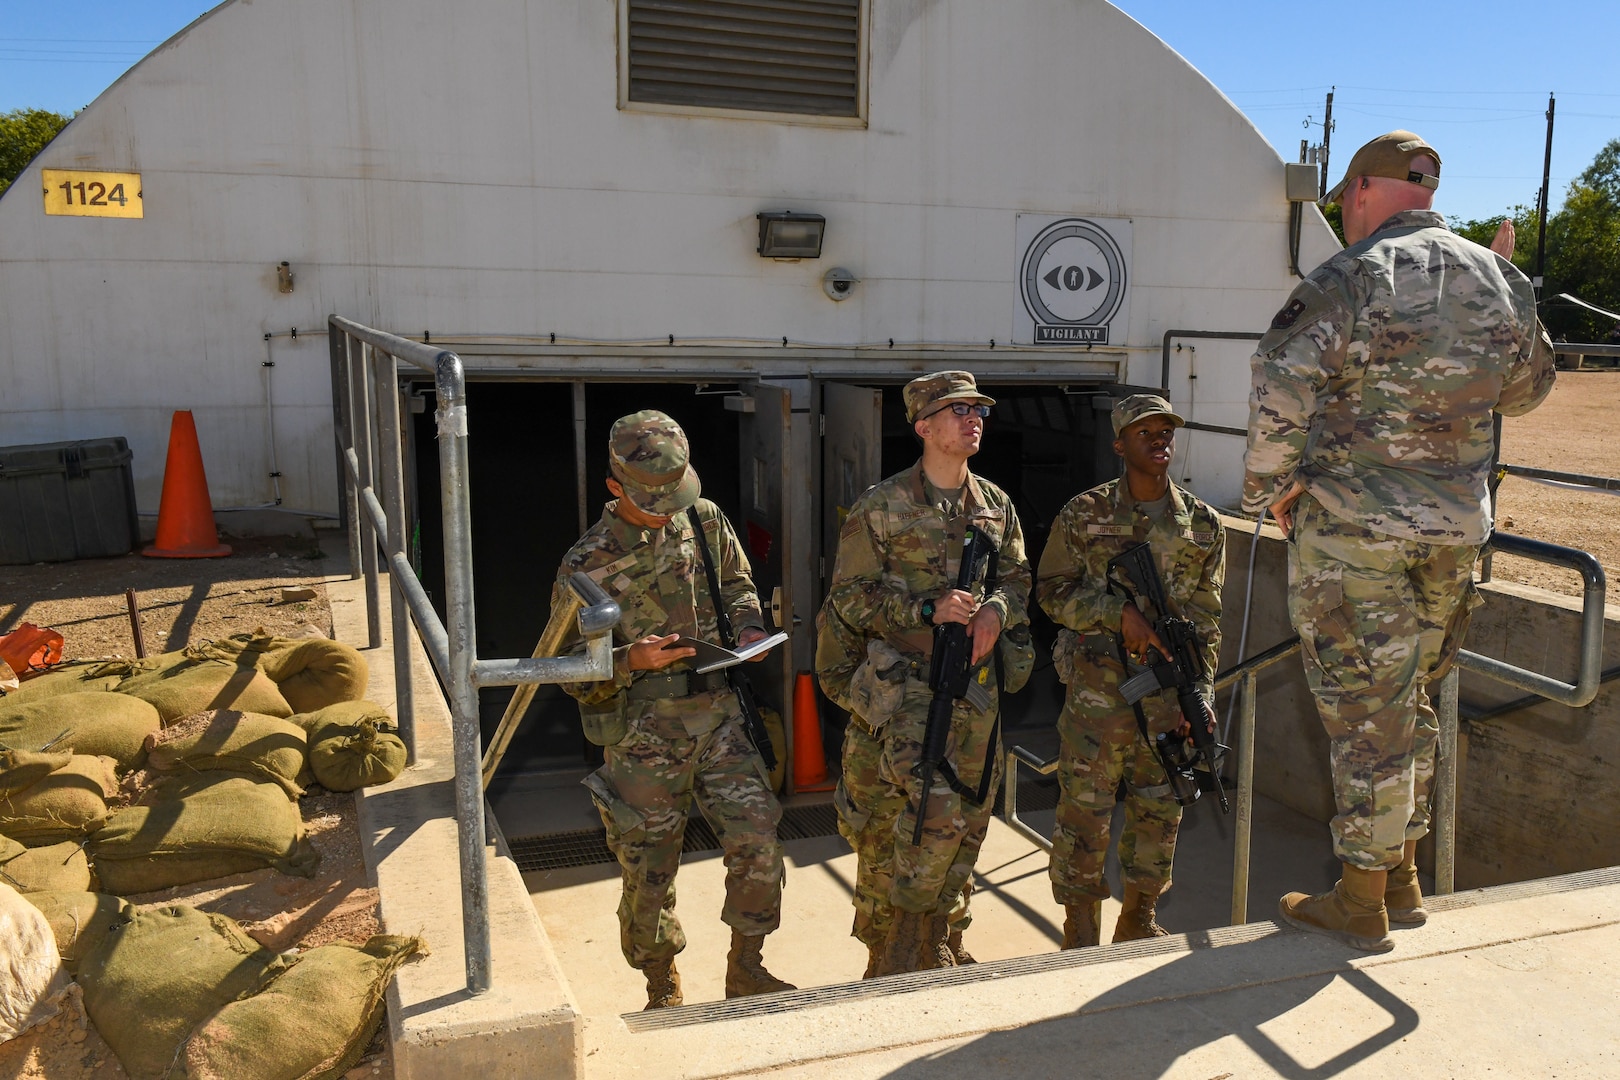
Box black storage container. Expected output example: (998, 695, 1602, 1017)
(0, 437, 140, 564)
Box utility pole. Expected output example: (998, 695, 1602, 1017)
(1318, 87, 1335, 200)
(1534, 92, 1556, 291)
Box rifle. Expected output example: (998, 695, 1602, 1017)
(1107, 542, 1230, 814)
(911, 524, 994, 844)
(686, 507, 777, 771)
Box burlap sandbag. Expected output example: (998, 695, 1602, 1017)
(144, 710, 308, 797)
(308, 714, 406, 793)
(0, 834, 95, 893)
(19, 889, 130, 974)
(78, 903, 292, 1080)
(0, 749, 119, 845)
(0, 691, 162, 768)
(260, 638, 369, 714)
(202, 630, 304, 670)
(0, 881, 72, 1042)
(0, 659, 137, 703)
(117, 652, 292, 723)
(179, 935, 425, 1080)
(89, 773, 319, 895)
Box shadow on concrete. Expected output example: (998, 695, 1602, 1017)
(875, 933, 1420, 1079)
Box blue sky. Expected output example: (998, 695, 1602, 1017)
(4, 0, 1617, 224)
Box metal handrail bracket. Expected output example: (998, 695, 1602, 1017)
(328, 315, 620, 997)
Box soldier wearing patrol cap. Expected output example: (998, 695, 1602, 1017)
(1245, 130, 1556, 951)
(1037, 394, 1225, 948)
(822, 370, 1031, 976)
(551, 409, 793, 1008)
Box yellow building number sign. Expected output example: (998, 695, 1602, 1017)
(42, 169, 143, 219)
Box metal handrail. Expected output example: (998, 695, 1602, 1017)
(329, 315, 620, 995)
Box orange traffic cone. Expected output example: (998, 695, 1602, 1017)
(143, 410, 232, 559)
(792, 671, 834, 792)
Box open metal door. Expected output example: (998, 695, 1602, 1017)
(821, 383, 883, 590)
(739, 383, 798, 788)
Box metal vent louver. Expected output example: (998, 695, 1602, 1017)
(627, 0, 862, 117)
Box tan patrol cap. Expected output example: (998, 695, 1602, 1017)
(903, 370, 995, 423)
(1111, 393, 1185, 437)
(608, 410, 702, 516)
(1322, 130, 1442, 206)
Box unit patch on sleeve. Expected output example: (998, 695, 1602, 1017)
(1270, 298, 1308, 330)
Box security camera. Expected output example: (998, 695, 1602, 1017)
(822, 266, 859, 301)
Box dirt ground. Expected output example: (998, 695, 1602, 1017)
(1492, 371, 1620, 597)
(0, 534, 393, 1080)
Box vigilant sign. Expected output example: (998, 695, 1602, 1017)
(1015, 214, 1131, 345)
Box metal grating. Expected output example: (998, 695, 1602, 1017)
(509, 801, 844, 872)
(626, 0, 862, 117)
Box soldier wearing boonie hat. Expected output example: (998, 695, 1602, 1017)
(1245, 126, 1556, 953)
(551, 408, 794, 1009)
(823, 369, 1031, 977)
(1038, 389, 1224, 949)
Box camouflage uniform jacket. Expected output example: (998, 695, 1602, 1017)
(827, 461, 1030, 663)
(553, 498, 764, 709)
(1037, 478, 1224, 697)
(1243, 209, 1556, 544)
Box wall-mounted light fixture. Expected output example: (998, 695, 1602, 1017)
(276, 261, 295, 293)
(757, 211, 825, 259)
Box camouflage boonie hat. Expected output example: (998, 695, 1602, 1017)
(1323, 130, 1442, 205)
(1111, 393, 1185, 436)
(608, 410, 701, 515)
(903, 370, 995, 423)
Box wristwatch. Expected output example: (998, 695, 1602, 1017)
(920, 598, 936, 624)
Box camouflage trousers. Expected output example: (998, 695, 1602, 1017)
(583, 694, 784, 970)
(1050, 651, 1184, 906)
(834, 679, 1000, 929)
(835, 720, 976, 947)
(1289, 493, 1477, 871)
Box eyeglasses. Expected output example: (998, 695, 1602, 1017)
(941, 403, 991, 418)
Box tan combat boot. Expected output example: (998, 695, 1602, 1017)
(724, 929, 797, 998)
(947, 929, 977, 965)
(861, 939, 885, 979)
(1278, 865, 1394, 953)
(1112, 883, 1171, 942)
(1385, 840, 1428, 926)
(643, 958, 683, 1009)
(922, 913, 957, 970)
(1061, 900, 1102, 949)
(874, 909, 928, 976)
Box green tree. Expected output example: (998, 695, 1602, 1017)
(1543, 140, 1620, 341)
(0, 108, 72, 197)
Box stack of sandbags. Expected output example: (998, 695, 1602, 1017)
(77, 904, 294, 1080)
(0, 832, 95, 893)
(178, 934, 424, 1079)
(0, 691, 162, 769)
(18, 890, 130, 974)
(0, 881, 72, 1042)
(291, 701, 407, 792)
(0, 658, 138, 703)
(89, 772, 319, 895)
(144, 709, 309, 796)
(115, 646, 292, 724)
(0, 749, 120, 845)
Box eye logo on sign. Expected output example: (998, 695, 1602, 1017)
(1014, 216, 1131, 346)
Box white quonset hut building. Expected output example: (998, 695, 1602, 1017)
(0, 0, 1339, 767)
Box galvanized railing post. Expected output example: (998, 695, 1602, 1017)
(433, 352, 491, 994)
(1230, 669, 1258, 925)
(336, 331, 363, 581)
(1434, 667, 1459, 895)
(370, 346, 417, 765)
(348, 342, 382, 649)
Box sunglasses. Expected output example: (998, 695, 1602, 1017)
(936, 403, 991, 419)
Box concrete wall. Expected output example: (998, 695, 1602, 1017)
(0, 0, 1338, 517)
(1220, 521, 1620, 888)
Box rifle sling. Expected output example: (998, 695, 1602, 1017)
(685, 506, 736, 650)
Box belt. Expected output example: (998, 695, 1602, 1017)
(625, 668, 731, 703)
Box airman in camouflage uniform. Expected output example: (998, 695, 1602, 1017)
(1244, 131, 1556, 951)
(823, 371, 1031, 977)
(552, 410, 794, 1008)
(1038, 395, 1224, 948)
